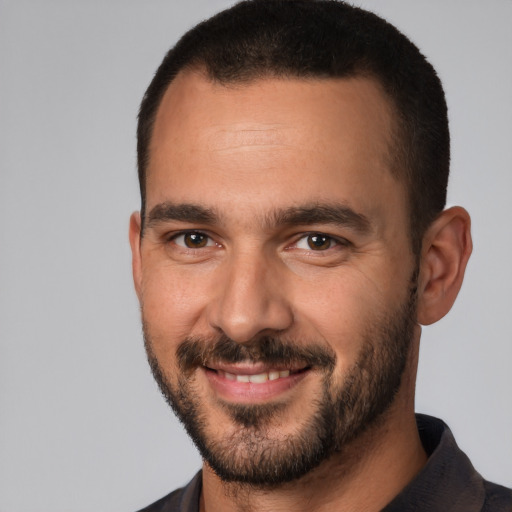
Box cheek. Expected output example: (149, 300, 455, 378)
(140, 264, 211, 346)
(291, 274, 377, 362)
(290, 259, 411, 370)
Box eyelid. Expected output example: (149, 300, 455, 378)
(162, 229, 350, 252)
(167, 230, 220, 249)
(290, 232, 351, 251)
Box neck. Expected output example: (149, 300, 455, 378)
(201, 334, 426, 512)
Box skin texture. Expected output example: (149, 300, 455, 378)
(130, 70, 472, 512)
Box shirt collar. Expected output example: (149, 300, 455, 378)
(382, 414, 486, 511)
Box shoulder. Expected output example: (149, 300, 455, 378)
(136, 487, 184, 512)
(482, 480, 512, 512)
(135, 472, 202, 512)
(383, 415, 511, 512)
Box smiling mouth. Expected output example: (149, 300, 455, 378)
(202, 364, 311, 402)
(209, 367, 309, 383)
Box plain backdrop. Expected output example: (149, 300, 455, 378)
(1, 1, 511, 510)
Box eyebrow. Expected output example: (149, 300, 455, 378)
(146, 201, 371, 234)
(266, 204, 371, 234)
(147, 202, 217, 228)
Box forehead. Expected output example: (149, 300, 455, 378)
(147, 70, 404, 223)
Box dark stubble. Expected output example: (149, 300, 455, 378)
(143, 277, 417, 487)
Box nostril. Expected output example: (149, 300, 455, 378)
(206, 268, 294, 343)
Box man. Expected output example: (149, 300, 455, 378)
(129, 1, 512, 510)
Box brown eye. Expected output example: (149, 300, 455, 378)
(307, 234, 333, 250)
(183, 232, 208, 248)
(172, 232, 212, 249)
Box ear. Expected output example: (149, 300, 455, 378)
(129, 211, 143, 302)
(416, 206, 472, 325)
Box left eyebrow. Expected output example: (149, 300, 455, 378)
(267, 204, 372, 234)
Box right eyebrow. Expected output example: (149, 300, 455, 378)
(146, 202, 218, 228)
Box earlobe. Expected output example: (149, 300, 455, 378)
(416, 207, 472, 325)
(129, 211, 143, 302)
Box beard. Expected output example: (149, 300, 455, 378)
(143, 276, 417, 488)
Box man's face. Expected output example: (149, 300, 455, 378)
(131, 72, 419, 485)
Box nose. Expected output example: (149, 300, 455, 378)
(207, 251, 294, 343)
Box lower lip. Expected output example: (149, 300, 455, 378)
(203, 368, 310, 403)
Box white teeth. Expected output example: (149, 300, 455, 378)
(219, 369, 293, 383)
(248, 373, 268, 383)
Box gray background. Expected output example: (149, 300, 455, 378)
(1, 1, 511, 510)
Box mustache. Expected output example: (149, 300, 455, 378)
(177, 335, 336, 374)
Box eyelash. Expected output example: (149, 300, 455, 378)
(166, 230, 350, 253)
(167, 231, 219, 250)
(291, 233, 350, 253)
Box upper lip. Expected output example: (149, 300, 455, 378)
(204, 362, 308, 375)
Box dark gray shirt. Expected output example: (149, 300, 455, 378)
(137, 415, 512, 511)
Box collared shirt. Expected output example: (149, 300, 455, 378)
(137, 415, 512, 511)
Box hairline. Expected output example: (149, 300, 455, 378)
(141, 66, 415, 248)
